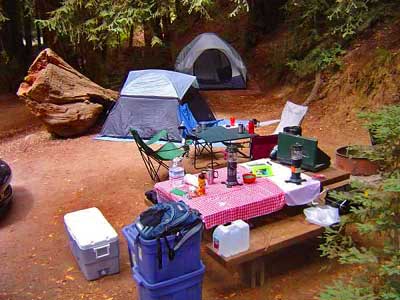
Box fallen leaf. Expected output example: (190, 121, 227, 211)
(65, 275, 75, 281)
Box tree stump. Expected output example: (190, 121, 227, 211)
(17, 48, 118, 137)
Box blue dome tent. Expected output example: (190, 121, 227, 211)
(99, 69, 215, 141)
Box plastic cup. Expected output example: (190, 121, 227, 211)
(230, 117, 235, 126)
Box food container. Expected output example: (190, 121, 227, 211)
(242, 173, 256, 184)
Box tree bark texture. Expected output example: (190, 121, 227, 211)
(17, 48, 118, 137)
(2, 0, 24, 57)
(303, 72, 322, 106)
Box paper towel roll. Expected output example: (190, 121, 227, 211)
(184, 174, 199, 187)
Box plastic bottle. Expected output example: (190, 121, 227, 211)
(197, 172, 206, 196)
(232, 220, 250, 253)
(248, 120, 255, 134)
(213, 224, 233, 257)
(169, 157, 184, 187)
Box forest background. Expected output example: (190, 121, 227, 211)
(1, 0, 399, 94)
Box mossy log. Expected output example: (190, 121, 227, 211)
(17, 48, 118, 137)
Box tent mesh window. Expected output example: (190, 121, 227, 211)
(193, 49, 232, 84)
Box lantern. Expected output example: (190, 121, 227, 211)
(285, 143, 306, 185)
(226, 144, 239, 187)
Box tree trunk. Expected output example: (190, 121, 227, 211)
(3, 0, 24, 57)
(36, 24, 42, 47)
(129, 25, 134, 48)
(303, 72, 322, 106)
(17, 48, 118, 137)
(143, 21, 152, 47)
(23, 13, 33, 61)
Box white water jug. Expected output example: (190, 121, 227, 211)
(212, 220, 250, 258)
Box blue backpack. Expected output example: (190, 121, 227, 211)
(135, 201, 203, 268)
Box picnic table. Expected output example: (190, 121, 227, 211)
(191, 126, 256, 169)
(153, 160, 350, 288)
(154, 160, 322, 229)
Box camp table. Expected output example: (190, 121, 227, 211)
(153, 163, 350, 288)
(191, 126, 256, 169)
(155, 165, 286, 229)
(154, 161, 325, 229)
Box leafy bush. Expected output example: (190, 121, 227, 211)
(287, 44, 345, 77)
(319, 105, 400, 300)
(359, 105, 400, 172)
(286, 0, 399, 40)
(283, 0, 400, 78)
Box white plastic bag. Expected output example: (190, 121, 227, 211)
(304, 205, 340, 227)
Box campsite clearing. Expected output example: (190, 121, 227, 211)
(0, 92, 367, 300)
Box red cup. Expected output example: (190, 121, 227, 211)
(230, 117, 235, 126)
(248, 120, 255, 134)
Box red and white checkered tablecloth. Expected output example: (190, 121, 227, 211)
(154, 166, 286, 229)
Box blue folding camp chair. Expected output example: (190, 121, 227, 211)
(178, 103, 223, 168)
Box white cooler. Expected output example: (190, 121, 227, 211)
(64, 207, 120, 280)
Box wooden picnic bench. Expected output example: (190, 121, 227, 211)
(205, 167, 350, 288)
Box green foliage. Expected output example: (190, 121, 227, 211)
(0, 10, 8, 28)
(287, 44, 345, 77)
(319, 105, 400, 300)
(358, 105, 400, 172)
(229, 0, 249, 17)
(37, 0, 150, 49)
(283, 0, 400, 78)
(286, 0, 399, 40)
(181, 0, 214, 18)
(37, 0, 247, 50)
(320, 281, 376, 300)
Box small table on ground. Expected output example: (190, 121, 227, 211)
(192, 126, 256, 169)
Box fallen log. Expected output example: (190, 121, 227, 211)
(25, 100, 103, 137)
(17, 48, 118, 137)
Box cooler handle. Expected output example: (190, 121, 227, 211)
(94, 244, 110, 259)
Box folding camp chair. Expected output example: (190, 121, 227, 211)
(250, 101, 308, 160)
(131, 129, 188, 182)
(258, 101, 308, 134)
(178, 103, 223, 167)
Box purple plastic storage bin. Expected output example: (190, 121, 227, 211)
(122, 223, 202, 284)
(133, 263, 205, 300)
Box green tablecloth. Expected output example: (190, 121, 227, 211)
(194, 126, 254, 143)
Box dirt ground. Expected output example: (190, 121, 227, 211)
(0, 93, 363, 300)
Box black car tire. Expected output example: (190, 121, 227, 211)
(0, 185, 13, 218)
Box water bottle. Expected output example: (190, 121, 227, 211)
(169, 157, 185, 187)
(213, 220, 250, 257)
(213, 224, 233, 257)
(232, 220, 250, 253)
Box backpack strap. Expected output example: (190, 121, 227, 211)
(172, 221, 203, 255)
(157, 238, 162, 269)
(164, 236, 175, 260)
